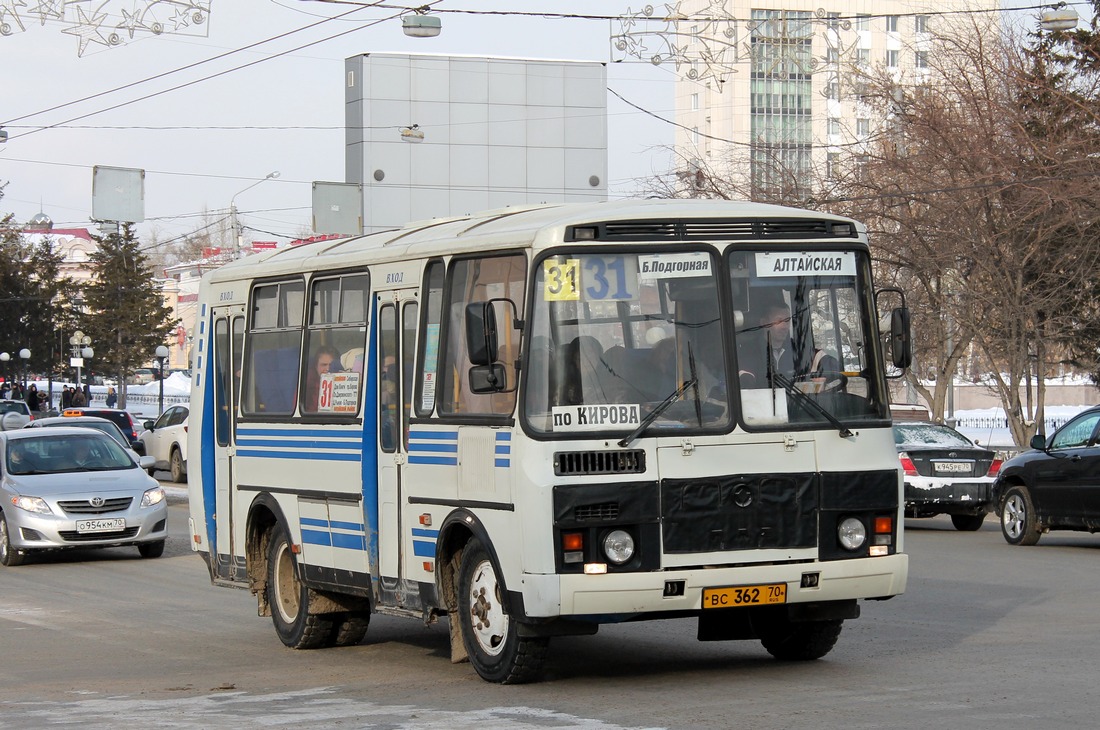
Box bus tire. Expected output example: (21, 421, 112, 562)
(457, 539, 548, 684)
(331, 612, 370, 646)
(753, 609, 843, 661)
(266, 525, 333, 649)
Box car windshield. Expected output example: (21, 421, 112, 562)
(42, 420, 128, 447)
(0, 401, 29, 415)
(5, 433, 135, 475)
(894, 423, 974, 448)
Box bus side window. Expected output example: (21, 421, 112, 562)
(242, 280, 304, 416)
(415, 260, 445, 417)
(301, 272, 369, 417)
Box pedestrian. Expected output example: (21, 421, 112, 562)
(71, 388, 87, 407)
(83, 383, 92, 405)
(61, 386, 71, 409)
(105, 386, 117, 408)
(0, 381, 8, 399)
(9, 382, 22, 401)
(26, 383, 39, 412)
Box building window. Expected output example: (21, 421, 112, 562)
(828, 117, 841, 136)
(826, 11, 840, 31)
(827, 152, 841, 178)
(887, 50, 899, 68)
(856, 49, 870, 67)
(855, 14, 870, 32)
(826, 47, 839, 65)
(886, 15, 899, 32)
(915, 15, 928, 33)
(856, 118, 871, 137)
(826, 81, 839, 100)
(916, 51, 929, 69)
(691, 93, 699, 111)
(692, 126, 700, 145)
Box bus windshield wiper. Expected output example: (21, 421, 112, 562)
(770, 371, 853, 438)
(618, 376, 699, 448)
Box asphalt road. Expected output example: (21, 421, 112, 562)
(1, 493, 1097, 730)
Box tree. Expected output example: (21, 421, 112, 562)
(79, 223, 177, 408)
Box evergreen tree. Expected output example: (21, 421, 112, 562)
(80, 223, 176, 407)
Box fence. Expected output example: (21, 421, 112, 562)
(954, 414, 1075, 433)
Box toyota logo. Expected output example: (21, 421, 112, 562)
(90, 496, 105, 507)
(948, 452, 958, 458)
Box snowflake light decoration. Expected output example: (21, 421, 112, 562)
(1, 1, 211, 57)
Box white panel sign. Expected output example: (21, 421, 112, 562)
(755, 251, 856, 277)
(551, 404, 641, 432)
(638, 252, 712, 280)
(317, 372, 361, 414)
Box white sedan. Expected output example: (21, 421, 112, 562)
(139, 405, 189, 482)
(0, 427, 167, 566)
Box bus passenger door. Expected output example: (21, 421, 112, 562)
(211, 309, 245, 580)
(376, 290, 418, 592)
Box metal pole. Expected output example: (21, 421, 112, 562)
(158, 357, 165, 415)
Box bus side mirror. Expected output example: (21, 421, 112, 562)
(465, 301, 499, 366)
(890, 307, 912, 370)
(469, 364, 508, 394)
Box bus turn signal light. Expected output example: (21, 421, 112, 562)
(874, 516, 893, 534)
(562, 532, 583, 551)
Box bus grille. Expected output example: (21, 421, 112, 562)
(566, 218, 853, 242)
(574, 502, 620, 521)
(554, 450, 646, 476)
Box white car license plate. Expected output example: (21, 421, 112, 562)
(76, 518, 126, 534)
(934, 462, 970, 473)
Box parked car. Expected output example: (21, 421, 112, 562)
(0, 428, 167, 566)
(0, 399, 33, 429)
(62, 408, 142, 444)
(894, 421, 1002, 531)
(25, 416, 146, 457)
(992, 405, 1100, 545)
(139, 405, 188, 482)
(129, 368, 156, 385)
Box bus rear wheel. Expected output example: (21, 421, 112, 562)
(457, 539, 548, 684)
(266, 525, 333, 649)
(753, 608, 843, 661)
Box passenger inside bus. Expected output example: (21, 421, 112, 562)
(304, 345, 342, 412)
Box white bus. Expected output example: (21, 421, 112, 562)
(187, 199, 911, 683)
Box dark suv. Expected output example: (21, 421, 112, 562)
(62, 407, 142, 444)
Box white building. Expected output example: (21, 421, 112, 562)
(671, 1, 999, 194)
(344, 53, 608, 232)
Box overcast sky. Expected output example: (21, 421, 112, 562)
(0, 0, 1064, 249)
(0, 0, 677, 246)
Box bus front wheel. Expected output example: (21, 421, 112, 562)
(266, 525, 333, 649)
(457, 539, 548, 684)
(753, 608, 843, 661)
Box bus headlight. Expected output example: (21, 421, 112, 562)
(602, 529, 635, 565)
(838, 517, 867, 551)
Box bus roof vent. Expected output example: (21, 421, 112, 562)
(554, 449, 646, 477)
(565, 218, 854, 242)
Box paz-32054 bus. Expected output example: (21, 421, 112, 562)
(187, 199, 911, 683)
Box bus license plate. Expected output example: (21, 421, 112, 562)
(702, 583, 787, 609)
(76, 518, 126, 534)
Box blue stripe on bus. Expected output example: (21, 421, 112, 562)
(200, 316, 217, 555)
(412, 540, 435, 558)
(408, 431, 458, 440)
(407, 442, 458, 453)
(494, 445, 510, 455)
(411, 528, 440, 538)
(361, 310, 380, 580)
(408, 455, 458, 466)
(330, 520, 364, 532)
(332, 532, 367, 551)
(301, 529, 331, 546)
(237, 428, 361, 440)
(235, 438, 360, 450)
(236, 450, 361, 462)
(300, 517, 329, 528)
(496, 432, 512, 441)
(495, 459, 510, 468)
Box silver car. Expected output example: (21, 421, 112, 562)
(0, 427, 168, 566)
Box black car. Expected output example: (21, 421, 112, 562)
(61, 407, 142, 444)
(894, 421, 1001, 531)
(993, 405, 1100, 545)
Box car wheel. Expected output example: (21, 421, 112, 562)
(170, 448, 185, 483)
(266, 525, 333, 649)
(752, 607, 843, 661)
(1001, 486, 1041, 545)
(138, 540, 165, 558)
(457, 539, 548, 684)
(0, 512, 26, 567)
(950, 513, 986, 531)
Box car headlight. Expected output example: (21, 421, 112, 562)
(602, 529, 635, 565)
(838, 517, 867, 551)
(141, 487, 166, 508)
(11, 495, 51, 514)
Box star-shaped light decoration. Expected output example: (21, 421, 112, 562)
(0, 1, 28, 34)
(61, 5, 109, 56)
(26, 0, 62, 26)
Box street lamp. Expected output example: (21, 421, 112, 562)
(70, 332, 92, 393)
(155, 345, 170, 415)
(19, 348, 30, 388)
(230, 171, 280, 259)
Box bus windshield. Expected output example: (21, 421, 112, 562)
(523, 247, 889, 436)
(524, 249, 730, 436)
